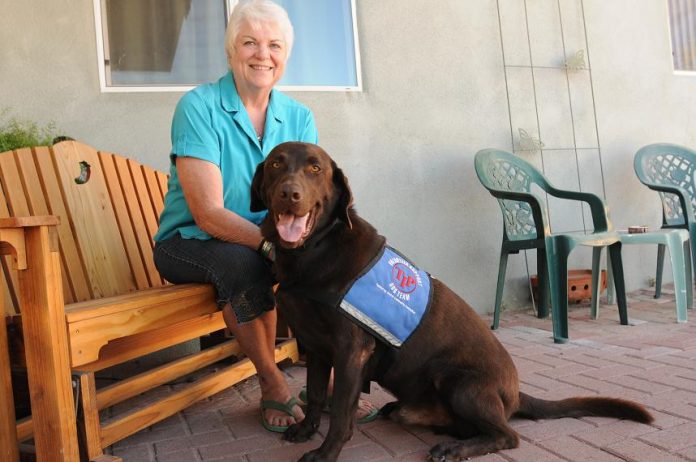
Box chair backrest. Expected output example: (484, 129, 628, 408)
(634, 143, 696, 228)
(0, 141, 169, 315)
(474, 148, 549, 242)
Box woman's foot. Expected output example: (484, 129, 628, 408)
(259, 371, 304, 431)
(355, 398, 379, 423)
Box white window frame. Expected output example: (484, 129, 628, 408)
(92, 0, 363, 92)
(666, 0, 696, 75)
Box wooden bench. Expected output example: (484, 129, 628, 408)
(0, 140, 299, 461)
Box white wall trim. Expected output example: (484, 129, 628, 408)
(92, 0, 363, 93)
(93, 0, 108, 92)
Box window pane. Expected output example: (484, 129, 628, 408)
(276, 0, 359, 87)
(98, 0, 361, 90)
(668, 0, 696, 71)
(104, 0, 228, 86)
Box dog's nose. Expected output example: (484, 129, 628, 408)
(280, 183, 302, 203)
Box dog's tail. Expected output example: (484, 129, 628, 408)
(515, 392, 653, 423)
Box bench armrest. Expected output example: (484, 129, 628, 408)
(0, 216, 60, 270)
(0, 216, 60, 228)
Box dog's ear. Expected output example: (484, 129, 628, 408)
(332, 161, 353, 229)
(250, 160, 267, 212)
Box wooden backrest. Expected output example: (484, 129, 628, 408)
(0, 141, 169, 315)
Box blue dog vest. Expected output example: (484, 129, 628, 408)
(339, 246, 432, 348)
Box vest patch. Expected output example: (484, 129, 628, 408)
(339, 246, 432, 348)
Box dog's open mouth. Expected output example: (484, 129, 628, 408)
(275, 209, 316, 247)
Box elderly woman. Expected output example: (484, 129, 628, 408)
(154, 0, 375, 432)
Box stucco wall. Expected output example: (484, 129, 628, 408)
(2, 0, 695, 314)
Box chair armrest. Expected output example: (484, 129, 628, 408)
(545, 186, 610, 232)
(640, 183, 696, 223)
(487, 189, 549, 238)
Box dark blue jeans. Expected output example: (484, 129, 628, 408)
(154, 234, 275, 324)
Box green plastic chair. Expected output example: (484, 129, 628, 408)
(474, 149, 628, 343)
(634, 143, 696, 300)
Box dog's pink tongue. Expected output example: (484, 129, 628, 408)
(276, 213, 309, 243)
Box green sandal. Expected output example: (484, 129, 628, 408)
(298, 387, 379, 424)
(260, 396, 301, 433)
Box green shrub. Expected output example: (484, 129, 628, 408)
(0, 110, 60, 152)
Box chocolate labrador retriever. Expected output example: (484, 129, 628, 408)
(250, 142, 652, 462)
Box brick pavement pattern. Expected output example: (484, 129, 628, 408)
(109, 286, 696, 461)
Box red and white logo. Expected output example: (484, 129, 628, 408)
(392, 263, 418, 294)
(387, 255, 423, 302)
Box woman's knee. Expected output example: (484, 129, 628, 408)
(221, 299, 275, 330)
(155, 235, 275, 324)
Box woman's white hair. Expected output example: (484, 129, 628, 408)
(225, 0, 294, 62)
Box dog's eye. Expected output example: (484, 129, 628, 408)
(310, 165, 321, 173)
(271, 161, 281, 169)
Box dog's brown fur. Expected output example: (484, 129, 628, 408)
(251, 142, 653, 462)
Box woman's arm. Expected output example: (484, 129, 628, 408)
(177, 156, 263, 249)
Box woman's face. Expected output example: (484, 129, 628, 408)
(229, 20, 288, 93)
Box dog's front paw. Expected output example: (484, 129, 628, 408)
(283, 421, 317, 443)
(429, 441, 469, 462)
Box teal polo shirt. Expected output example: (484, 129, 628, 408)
(154, 72, 318, 242)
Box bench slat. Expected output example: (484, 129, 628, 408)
(96, 339, 242, 410)
(0, 151, 30, 217)
(143, 166, 167, 285)
(32, 147, 88, 303)
(15, 149, 46, 215)
(156, 171, 168, 203)
(129, 159, 159, 244)
(19, 148, 74, 304)
(0, 154, 19, 314)
(15, 149, 75, 305)
(99, 339, 298, 449)
(0, 150, 35, 313)
(99, 153, 150, 290)
(65, 283, 214, 321)
(112, 154, 161, 288)
(144, 167, 165, 220)
(51, 142, 135, 298)
(126, 158, 163, 287)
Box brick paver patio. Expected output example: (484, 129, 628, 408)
(108, 285, 696, 461)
